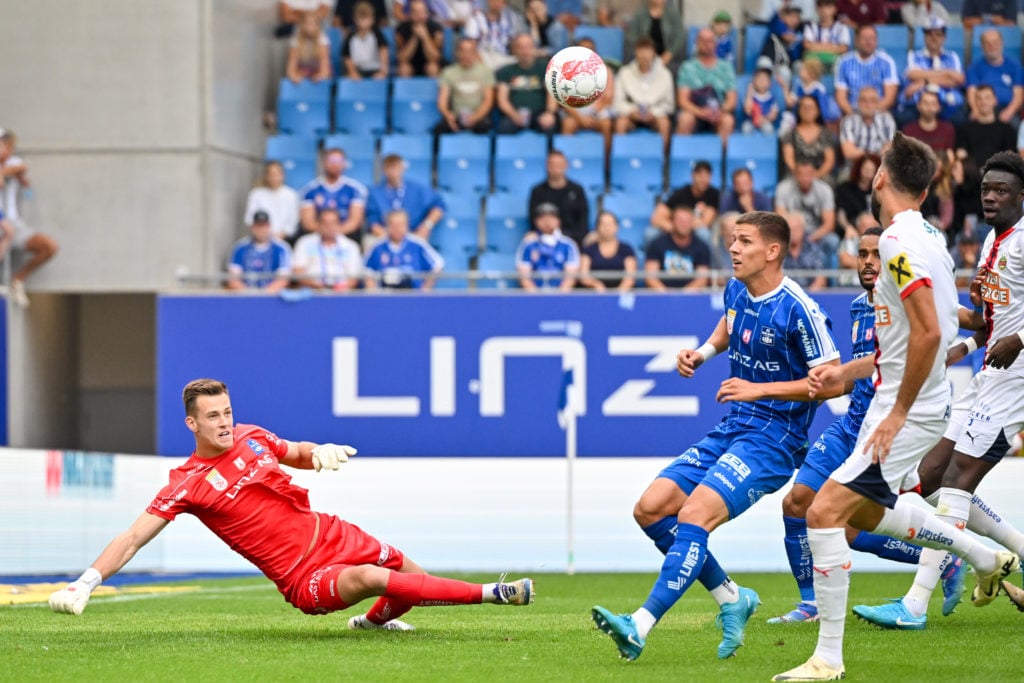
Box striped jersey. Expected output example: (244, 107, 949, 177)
(847, 291, 876, 426)
(802, 21, 852, 49)
(723, 276, 840, 441)
(905, 48, 964, 107)
(835, 50, 899, 104)
(977, 217, 1024, 375)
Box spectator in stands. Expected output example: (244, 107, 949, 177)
(710, 11, 736, 67)
(966, 29, 1024, 124)
(463, 0, 524, 70)
(524, 0, 569, 55)
(245, 161, 301, 243)
(364, 210, 445, 289)
(396, 0, 445, 77)
(597, 0, 644, 27)
(836, 0, 887, 26)
(951, 231, 980, 287)
(427, 0, 476, 29)
(293, 207, 363, 290)
(278, 0, 332, 37)
(516, 203, 580, 291)
(334, 0, 388, 31)
(0, 129, 58, 309)
(901, 18, 964, 123)
(781, 211, 829, 290)
(840, 84, 897, 164)
(226, 211, 293, 293)
(676, 28, 737, 144)
(651, 160, 720, 241)
(560, 39, 617, 149)
(775, 161, 839, 256)
(834, 24, 899, 116)
(613, 36, 675, 145)
(286, 12, 332, 83)
(528, 151, 590, 246)
(760, 4, 805, 87)
(579, 211, 638, 291)
(342, 2, 389, 79)
(835, 153, 878, 234)
(901, 88, 956, 154)
(644, 205, 711, 291)
(742, 66, 782, 134)
(782, 95, 837, 179)
(436, 38, 496, 134)
(923, 153, 956, 239)
(961, 0, 1019, 28)
(496, 34, 559, 134)
(709, 210, 738, 285)
(900, 0, 951, 27)
(720, 168, 773, 214)
(625, 0, 685, 69)
(802, 0, 851, 73)
(366, 154, 446, 240)
(782, 57, 841, 133)
(955, 84, 1018, 223)
(299, 148, 368, 240)
(837, 210, 877, 273)
(547, 0, 588, 32)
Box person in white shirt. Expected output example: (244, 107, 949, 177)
(245, 162, 301, 243)
(613, 36, 674, 145)
(292, 208, 363, 290)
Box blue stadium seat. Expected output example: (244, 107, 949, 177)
(442, 26, 456, 63)
(966, 24, 1021, 63)
(334, 79, 388, 136)
(484, 193, 530, 253)
(911, 24, 966, 54)
(433, 251, 469, 289)
(875, 24, 911, 56)
(600, 192, 655, 265)
(431, 192, 482, 257)
(280, 160, 318, 189)
(688, 25, 738, 67)
(476, 251, 520, 289)
(380, 133, 433, 186)
(743, 25, 769, 74)
(326, 26, 343, 76)
(576, 25, 624, 62)
(668, 134, 723, 191)
(610, 133, 665, 194)
(493, 132, 549, 195)
(381, 26, 398, 68)
(725, 133, 779, 197)
(322, 133, 376, 187)
(265, 135, 319, 187)
(552, 133, 606, 194)
(391, 78, 440, 135)
(437, 134, 491, 195)
(277, 79, 331, 137)
(733, 74, 787, 129)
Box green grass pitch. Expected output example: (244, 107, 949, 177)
(4, 572, 1022, 681)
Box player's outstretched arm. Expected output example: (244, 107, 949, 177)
(717, 358, 843, 403)
(49, 512, 169, 616)
(807, 354, 874, 398)
(677, 315, 728, 378)
(280, 440, 357, 471)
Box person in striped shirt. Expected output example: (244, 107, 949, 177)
(801, 0, 851, 72)
(901, 17, 965, 123)
(834, 24, 899, 116)
(840, 85, 897, 165)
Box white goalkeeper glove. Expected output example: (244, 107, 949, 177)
(310, 444, 356, 471)
(49, 568, 102, 615)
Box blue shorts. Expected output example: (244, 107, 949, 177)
(793, 416, 860, 493)
(658, 421, 805, 519)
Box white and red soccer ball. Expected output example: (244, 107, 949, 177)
(545, 46, 608, 109)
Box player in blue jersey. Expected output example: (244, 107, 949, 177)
(591, 211, 841, 662)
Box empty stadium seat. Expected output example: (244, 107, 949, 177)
(334, 79, 388, 136)
(265, 135, 318, 187)
(475, 251, 520, 289)
(391, 77, 440, 135)
(436, 134, 491, 195)
(576, 25, 624, 62)
(600, 192, 656, 265)
(484, 193, 530, 253)
(322, 133, 376, 187)
(380, 133, 434, 186)
(432, 251, 470, 289)
(431, 192, 482, 257)
(493, 132, 549, 195)
(277, 79, 331, 137)
(326, 26, 343, 76)
(610, 133, 665, 194)
(552, 133, 606, 194)
(743, 25, 769, 74)
(725, 133, 779, 197)
(875, 24, 911, 75)
(668, 134, 723, 190)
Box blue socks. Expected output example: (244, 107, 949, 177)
(850, 531, 922, 564)
(642, 515, 678, 555)
(783, 515, 815, 602)
(641, 523, 708, 620)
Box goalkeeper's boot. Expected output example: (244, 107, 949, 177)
(767, 601, 818, 624)
(852, 598, 926, 630)
(715, 586, 760, 658)
(772, 655, 846, 681)
(347, 614, 416, 631)
(940, 555, 966, 616)
(493, 574, 534, 605)
(591, 606, 645, 661)
(972, 551, 1020, 606)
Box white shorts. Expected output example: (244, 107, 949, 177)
(944, 370, 1024, 462)
(830, 398, 950, 507)
(9, 218, 37, 250)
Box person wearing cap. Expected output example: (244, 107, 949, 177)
(762, 3, 805, 85)
(835, 0, 886, 27)
(834, 24, 899, 116)
(966, 29, 1024, 124)
(675, 28, 737, 143)
(802, 0, 851, 72)
(366, 154, 445, 240)
(226, 211, 294, 293)
(960, 0, 1019, 29)
(901, 17, 965, 124)
(528, 150, 590, 246)
(900, 0, 951, 28)
(709, 11, 735, 66)
(515, 203, 580, 291)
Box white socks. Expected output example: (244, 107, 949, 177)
(632, 607, 657, 639)
(968, 493, 1024, 556)
(808, 527, 850, 668)
(709, 578, 740, 606)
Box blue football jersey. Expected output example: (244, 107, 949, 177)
(724, 276, 840, 441)
(846, 291, 876, 428)
(300, 176, 368, 220)
(364, 235, 444, 289)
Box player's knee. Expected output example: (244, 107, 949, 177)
(339, 565, 388, 595)
(782, 488, 812, 518)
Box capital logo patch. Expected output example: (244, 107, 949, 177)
(887, 252, 913, 287)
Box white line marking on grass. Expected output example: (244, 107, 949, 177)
(7, 583, 275, 609)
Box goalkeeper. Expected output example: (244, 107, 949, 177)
(49, 378, 533, 628)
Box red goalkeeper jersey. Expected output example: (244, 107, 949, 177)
(146, 424, 317, 584)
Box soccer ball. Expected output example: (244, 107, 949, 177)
(545, 46, 608, 109)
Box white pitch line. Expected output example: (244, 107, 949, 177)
(7, 583, 274, 609)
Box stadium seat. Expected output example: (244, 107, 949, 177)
(334, 79, 388, 136)
(442, 26, 456, 63)
(600, 192, 656, 265)
(966, 24, 1021, 63)
(277, 79, 331, 137)
(322, 133, 376, 187)
(610, 133, 665, 194)
(552, 133, 606, 194)
(431, 192, 482, 257)
(265, 135, 319, 187)
(379, 133, 433, 186)
(688, 25, 738, 67)
(576, 25, 624, 62)
(725, 133, 779, 197)
(484, 193, 530, 253)
(475, 251, 520, 289)
(391, 78, 440, 135)
(381, 26, 398, 68)
(875, 24, 910, 74)
(436, 134, 491, 195)
(668, 134, 723, 192)
(433, 251, 469, 289)
(326, 26, 343, 76)
(493, 132, 549, 195)
(743, 25, 769, 74)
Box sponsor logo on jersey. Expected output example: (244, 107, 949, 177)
(742, 329, 752, 344)
(719, 452, 751, 482)
(233, 457, 245, 471)
(726, 309, 736, 334)
(759, 326, 775, 346)
(729, 350, 782, 372)
(874, 305, 891, 326)
(247, 439, 265, 455)
(205, 469, 228, 492)
(887, 253, 914, 287)
(796, 317, 818, 359)
(980, 271, 1010, 305)
(377, 543, 393, 566)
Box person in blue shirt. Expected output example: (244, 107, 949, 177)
(298, 148, 368, 241)
(515, 202, 580, 291)
(366, 154, 446, 241)
(364, 209, 445, 290)
(965, 28, 1024, 124)
(592, 210, 841, 663)
(226, 211, 293, 292)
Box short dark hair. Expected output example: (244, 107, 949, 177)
(975, 83, 996, 98)
(693, 160, 712, 174)
(635, 36, 656, 51)
(855, 24, 877, 39)
(737, 211, 790, 252)
(880, 131, 937, 198)
(183, 379, 228, 417)
(981, 150, 1024, 189)
(731, 167, 752, 182)
(319, 207, 342, 221)
(862, 226, 884, 238)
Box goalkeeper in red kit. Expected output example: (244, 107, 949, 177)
(49, 379, 534, 629)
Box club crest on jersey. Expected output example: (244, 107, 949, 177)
(726, 309, 736, 334)
(205, 468, 228, 492)
(759, 326, 775, 346)
(233, 456, 246, 471)
(865, 327, 874, 341)
(851, 320, 859, 342)
(999, 254, 1008, 270)
(742, 328, 752, 344)
(887, 253, 913, 287)
(247, 439, 265, 455)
